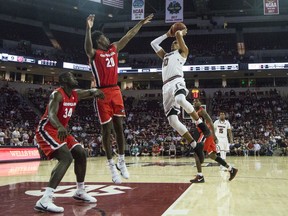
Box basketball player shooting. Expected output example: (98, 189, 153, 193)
(150, 23, 211, 159)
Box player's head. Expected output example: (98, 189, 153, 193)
(92, 30, 110, 49)
(193, 99, 202, 110)
(171, 40, 179, 51)
(219, 111, 226, 121)
(59, 71, 78, 88)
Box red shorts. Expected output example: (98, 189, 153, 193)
(95, 86, 125, 124)
(203, 135, 217, 154)
(35, 128, 80, 159)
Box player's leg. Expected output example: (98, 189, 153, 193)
(190, 153, 205, 183)
(112, 89, 129, 180)
(68, 136, 96, 203)
(95, 96, 122, 183)
(113, 116, 129, 179)
(35, 144, 73, 213)
(174, 90, 210, 137)
(102, 121, 122, 183)
(209, 152, 238, 181)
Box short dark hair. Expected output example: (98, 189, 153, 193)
(59, 71, 71, 85)
(91, 30, 104, 49)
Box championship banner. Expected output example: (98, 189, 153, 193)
(132, 0, 145, 20)
(264, 0, 279, 15)
(165, 0, 183, 23)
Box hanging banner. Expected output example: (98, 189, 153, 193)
(264, 0, 279, 15)
(165, 0, 183, 23)
(131, 0, 145, 20)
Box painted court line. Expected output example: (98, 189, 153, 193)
(161, 184, 194, 216)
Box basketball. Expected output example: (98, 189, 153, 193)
(170, 22, 187, 36)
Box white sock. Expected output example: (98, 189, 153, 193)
(228, 166, 232, 171)
(43, 187, 55, 198)
(77, 182, 85, 190)
(197, 173, 203, 176)
(108, 159, 115, 165)
(118, 154, 125, 162)
(195, 118, 203, 125)
(190, 141, 196, 148)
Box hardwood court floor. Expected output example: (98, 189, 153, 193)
(0, 156, 287, 216)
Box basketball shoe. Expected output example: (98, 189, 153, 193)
(73, 189, 97, 203)
(229, 168, 238, 181)
(116, 160, 130, 179)
(190, 175, 205, 183)
(109, 163, 122, 183)
(34, 195, 64, 213)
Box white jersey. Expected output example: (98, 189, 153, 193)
(214, 119, 231, 139)
(162, 50, 186, 82)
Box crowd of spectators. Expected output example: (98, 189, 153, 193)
(1, 82, 288, 158)
(1, 20, 288, 66)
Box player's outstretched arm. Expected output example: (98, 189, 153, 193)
(150, 29, 172, 59)
(175, 28, 188, 58)
(114, 14, 154, 52)
(85, 14, 96, 59)
(76, 88, 105, 100)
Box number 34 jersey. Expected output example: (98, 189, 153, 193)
(38, 87, 78, 131)
(91, 44, 118, 88)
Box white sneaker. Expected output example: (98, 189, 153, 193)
(109, 164, 122, 183)
(116, 160, 130, 179)
(73, 189, 97, 203)
(34, 196, 64, 213)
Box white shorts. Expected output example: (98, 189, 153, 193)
(162, 77, 188, 116)
(217, 138, 230, 152)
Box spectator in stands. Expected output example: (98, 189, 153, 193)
(0, 128, 5, 145)
(11, 127, 21, 146)
(169, 141, 176, 157)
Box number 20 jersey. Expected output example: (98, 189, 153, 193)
(90, 44, 118, 88)
(38, 87, 78, 131)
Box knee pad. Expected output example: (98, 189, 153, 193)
(174, 94, 194, 113)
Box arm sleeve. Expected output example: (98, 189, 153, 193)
(150, 34, 168, 53)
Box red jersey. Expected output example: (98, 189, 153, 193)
(91, 44, 118, 88)
(38, 87, 78, 130)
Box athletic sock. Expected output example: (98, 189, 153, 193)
(108, 159, 115, 165)
(76, 182, 85, 190)
(118, 154, 125, 162)
(215, 156, 228, 167)
(43, 187, 55, 198)
(197, 173, 203, 176)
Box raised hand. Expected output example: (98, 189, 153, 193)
(86, 14, 95, 29)
(141, 14, 154, 25)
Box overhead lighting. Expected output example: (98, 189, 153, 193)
(0, 66, 6, 69)
(73, 6, 78, 10)
(108, 14, 113, 18)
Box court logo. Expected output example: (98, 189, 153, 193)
(25, 184, 132, 197)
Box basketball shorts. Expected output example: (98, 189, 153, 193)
(162, 77, 188, 116)
(217, 138, 230, 152)
(95, 86, 125, 124)
(192, 129, 216, 154)
(35, 128, 80, 159)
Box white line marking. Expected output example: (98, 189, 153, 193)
(161, 184, 194, 216)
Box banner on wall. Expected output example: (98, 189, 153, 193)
(264, 0, 279, 15)
(0, 147, 40, 162)
(165, 0, 183, 23)
(132, 0, 145, 20)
